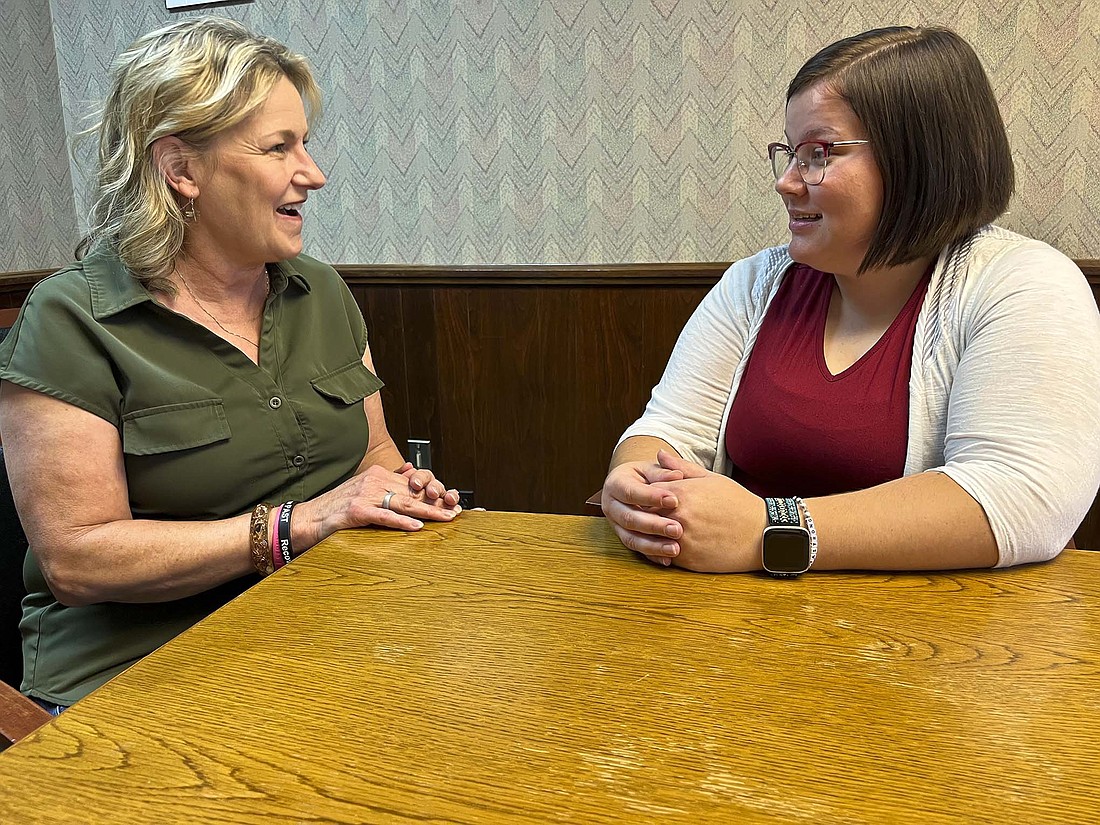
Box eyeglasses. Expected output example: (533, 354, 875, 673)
(767, 140, 870, 185)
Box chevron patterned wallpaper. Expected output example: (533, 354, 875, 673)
(1, 0, 78, 272)
(2, 0, 1097, 271)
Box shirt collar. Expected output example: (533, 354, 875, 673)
(88, 245, 312, 320)
(269, 259, 312, 296)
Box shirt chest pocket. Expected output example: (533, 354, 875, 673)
(310, 361, 384, 405)
(121, 399, 232, 455)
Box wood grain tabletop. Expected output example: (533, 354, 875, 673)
(0, 511, 1096, 824)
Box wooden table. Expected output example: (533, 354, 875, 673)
(0, 512, 1097, 823)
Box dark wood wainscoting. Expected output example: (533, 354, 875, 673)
(2, 260, 1099, 547)
(343, 264, 720, 515)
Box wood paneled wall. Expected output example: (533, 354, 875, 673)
(344, 264, 719, 515)
(2, 261, 1099, 547)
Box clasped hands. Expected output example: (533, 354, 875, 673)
(601, 450, 764, 572)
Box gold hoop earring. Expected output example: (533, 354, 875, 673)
(182, 197, 197, 221)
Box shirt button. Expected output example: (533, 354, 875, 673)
(292, 454, 306, 468)
(268, 396, 283, 410)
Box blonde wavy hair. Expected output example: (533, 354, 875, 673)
(77, 17, 321, 293)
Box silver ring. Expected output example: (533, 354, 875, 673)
(381, 491, 396, 511)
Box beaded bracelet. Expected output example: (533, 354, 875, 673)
(249, 502, 274, 577)
(793, 497, 819, 570)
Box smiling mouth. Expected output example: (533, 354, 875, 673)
(790, 212, 821, 222)
(276, 205, 302, 217)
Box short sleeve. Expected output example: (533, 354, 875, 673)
(0, 270, 123, 425)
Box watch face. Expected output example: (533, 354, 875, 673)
(763, 526, 810, 574)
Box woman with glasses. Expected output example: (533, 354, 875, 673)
(601, 26, 1100, 574)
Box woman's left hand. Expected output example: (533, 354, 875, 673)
(396, 462, 462, 508)
(649, 450, 766, 573)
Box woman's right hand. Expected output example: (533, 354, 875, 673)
(293, 464, 461, 552)
(601, 459, 685, 566)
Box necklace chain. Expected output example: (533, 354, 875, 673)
(176, 271, 270, 349)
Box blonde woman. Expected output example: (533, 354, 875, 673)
(0, 17, 460, 711)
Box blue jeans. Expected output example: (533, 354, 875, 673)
(32, 698, 66, 716)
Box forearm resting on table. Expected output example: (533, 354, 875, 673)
(35, 514, 255, 607)
(806, 472, 999, 570)
(609, 434, 999, 571)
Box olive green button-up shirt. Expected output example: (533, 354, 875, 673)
(0, 245, 383, 704)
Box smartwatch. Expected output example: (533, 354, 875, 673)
(762, 497, 812, 577)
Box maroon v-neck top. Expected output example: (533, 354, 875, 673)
(724, 263, 932, 498)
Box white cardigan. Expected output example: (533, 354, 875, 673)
(620, 226, 1100, 566)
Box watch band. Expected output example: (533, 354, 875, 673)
(762, 496, 810, 578)
(765, 497, 800, 528)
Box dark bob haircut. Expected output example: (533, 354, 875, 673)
(788, 26, 1014, 274)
